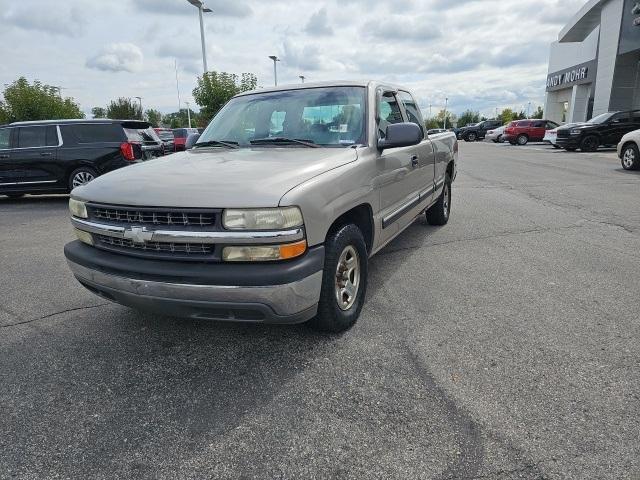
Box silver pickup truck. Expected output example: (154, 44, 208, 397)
(64, 81, 458, 332)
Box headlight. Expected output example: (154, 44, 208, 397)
(222, 207, 303, 230)
(69, 198, 88, 218)
(222, 240, 307, 262)
(570, 129, 583, 135)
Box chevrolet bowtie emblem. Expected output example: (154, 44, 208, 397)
(123, 226, 154, 244)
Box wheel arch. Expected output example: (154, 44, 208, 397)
(325, 203, 374, 254)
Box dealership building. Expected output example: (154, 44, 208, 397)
(544, 0, 640, 124)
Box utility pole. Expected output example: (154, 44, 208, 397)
(134, 96, 143, 120)
(443, 97, 449, 129)
(527, 102, 531, 118)
(269, 55, 280, 86)
(175, 60, 181, 114)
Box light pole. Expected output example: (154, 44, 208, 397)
(443, 97, 449, 129)
(185, 101, 192, 128)
(429, 104, 432, 119)
(527, 102, 531, 118)
(299, 75, 305, 83)
(269, 55, 280, 86)
(186, 0, 212, 74)
(134, 96, 143, 120)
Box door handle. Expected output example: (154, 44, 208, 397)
(40, 152, 53, 157)
(410, 155, 419, 167)
(0, 154, 8, 159)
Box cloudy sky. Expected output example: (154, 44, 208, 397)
(0, 0, 589, 118)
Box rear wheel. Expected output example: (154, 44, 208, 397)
(516, 134, 528, 146)
(580, 135, 599, 152)
(621, 143, 640, 170)
(426, 174, 451, 226)
(68, 167, 98, 190)
(311, 224, 368, 333)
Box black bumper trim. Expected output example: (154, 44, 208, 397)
(64, 240, 325, 287)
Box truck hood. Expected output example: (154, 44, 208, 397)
(72, 147, 358, 208)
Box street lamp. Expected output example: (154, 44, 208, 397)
(134, 96, 143, 120)
(186, 0, 212, 74)
(185, 101, 192, 128)
(299, 75, 305, 83)
(269, 55, 280, 86)
(443, 97, 449, 129)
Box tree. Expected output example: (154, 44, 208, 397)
(162, 109, 198, 128)
(458, 110, 480, 127)
(193, 71, 257, 123)
(498, 108, 516, 125)
(0, 77, 84, 123)
(145, 108, 162, 127)
(531, 106, 544, 119)
(91, 107, 107, 119)
(106, 97, 142, 120)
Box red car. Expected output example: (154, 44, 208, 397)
(172, 128, 199, 151)
(503, 120, 559, 146)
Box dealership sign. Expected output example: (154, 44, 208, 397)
(546, 60, 597, 92)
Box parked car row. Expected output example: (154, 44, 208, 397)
(0, 119, 164, 197)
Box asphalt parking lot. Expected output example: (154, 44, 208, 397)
(1, 142, 639, 479)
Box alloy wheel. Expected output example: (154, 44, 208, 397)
(72, 171, 95, 188)
(335, 245, 360, 311)
(623, 148, 636, 169)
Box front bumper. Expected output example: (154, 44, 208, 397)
(555, 137, 580, 149)
(64, 241, 324, 324)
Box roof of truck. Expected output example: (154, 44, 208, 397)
(235, 80, 405, 97)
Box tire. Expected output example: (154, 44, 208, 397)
(580, 135, 599, 152)
(497, 135, 504, 143)
(5, 193, 25, 199)
(426, 173, 451, 226)
(564, 147, 577, 152)
(552, 144, 561, 149)
(516, 134, 528, 146)
(311, 224, 368, 333)
(621, 143, 640, 170)
(68, 167, 98, 191)
(467, 132, 477, 142)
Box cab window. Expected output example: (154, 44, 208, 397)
(397, 91, 425, 139)
(0, 128, 10, 149)
(378, 91, 403, 139)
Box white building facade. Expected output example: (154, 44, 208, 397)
(544, 0, 640, 124)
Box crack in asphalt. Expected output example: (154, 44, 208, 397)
(0, 303, 110, 328)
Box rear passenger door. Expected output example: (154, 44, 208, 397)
(531, 121, 546, 141)
(0, 127, 13, 185)
(9, 125, 61, 185)
(397, 90, 436, 202)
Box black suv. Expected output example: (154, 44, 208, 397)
(0, 119, 162, 198)
(556, 110, 640, 152)
(458, 120, 503, 142)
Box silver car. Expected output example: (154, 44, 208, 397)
(64, 81, 458, 332)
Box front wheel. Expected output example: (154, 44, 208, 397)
(516, 134, 528, 146)
(467, 132, 477, 142)
(621, 143, 640, 170)
(426, 174, 451, 226)
(311, 224, 368, 333)
(580, 135, 599, 152)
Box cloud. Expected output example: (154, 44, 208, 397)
(131, 0, 252, 17)
(305, 8, 334, 36)
(362, 14, 441, 42)
(86, 43, 144, 73)
(2, 3, 85, 37)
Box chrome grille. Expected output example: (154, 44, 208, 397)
(96, 234, 214, 257)
(89, 206, 216, 227)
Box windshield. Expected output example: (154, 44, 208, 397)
(197, 86, 366, 147)
(587, 112, 616, 124)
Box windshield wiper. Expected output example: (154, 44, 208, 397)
(194, 140, 240, 149)
(250, 137, 320, 148)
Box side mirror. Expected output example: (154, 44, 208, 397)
(378, 122, 422, 150)
(185, 133, 201, 149)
